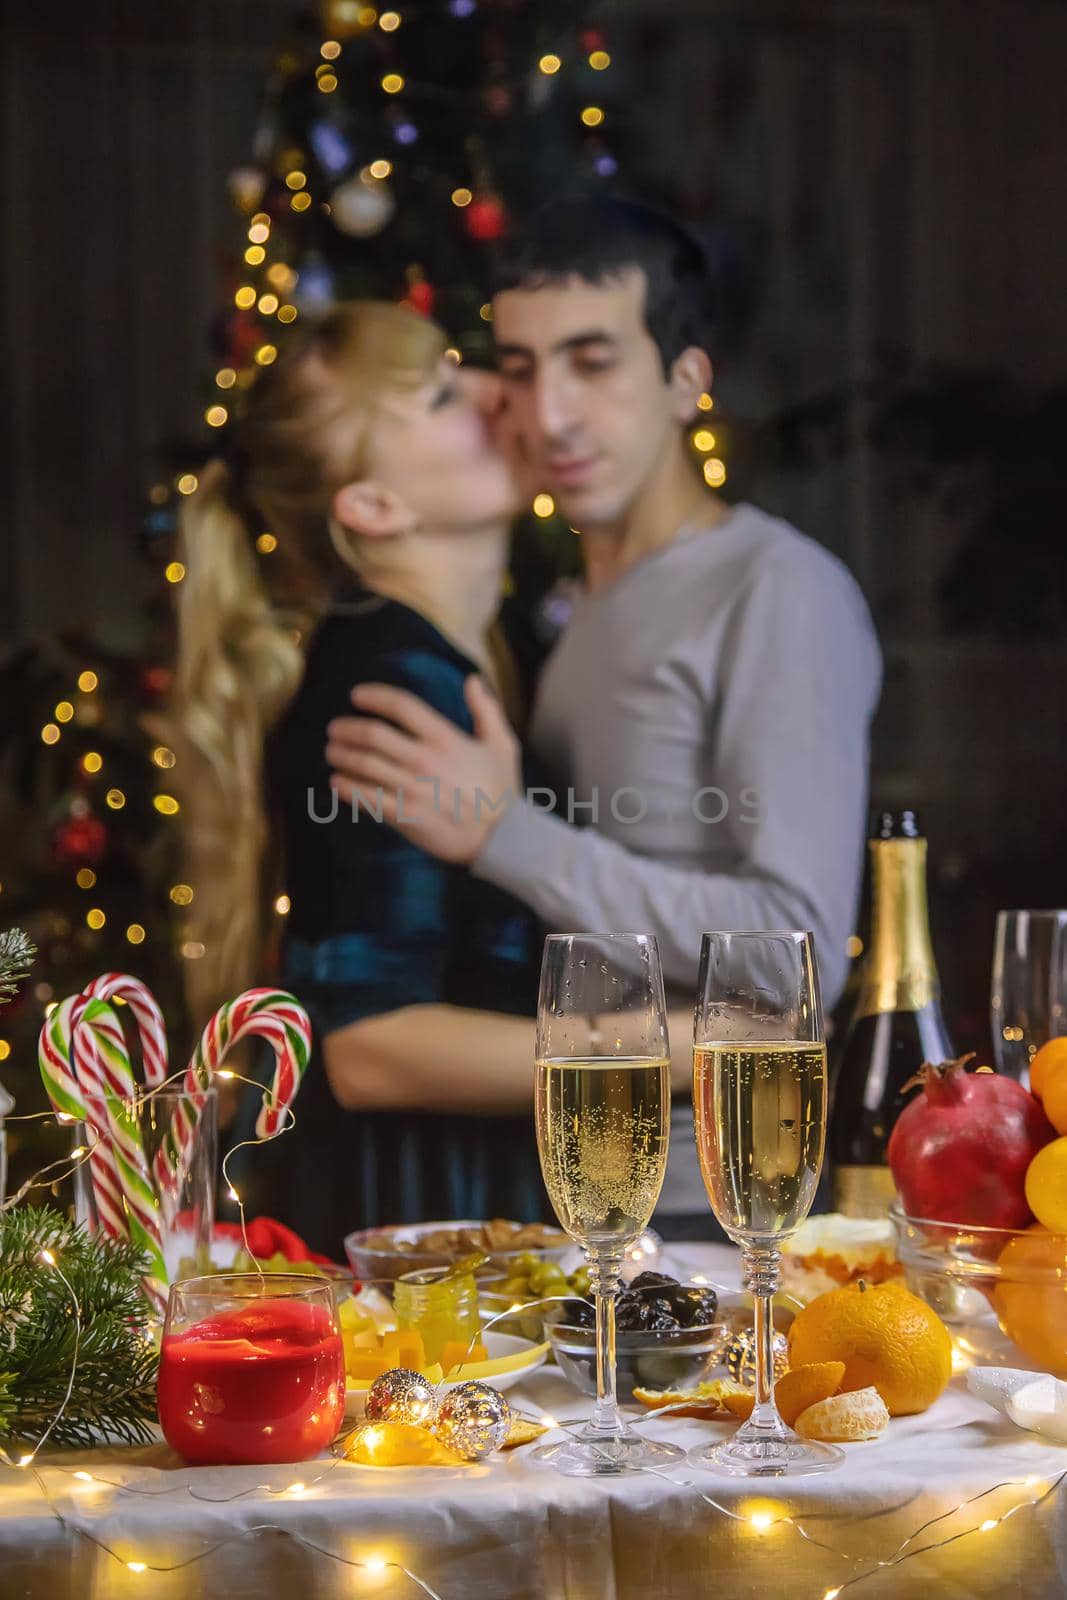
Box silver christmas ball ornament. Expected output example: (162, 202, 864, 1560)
(725, 1328, 789, 1389)
(434, 1381, 511, 1460)
(366, 1367, 436, 1426)
(328, 173, 396, 237)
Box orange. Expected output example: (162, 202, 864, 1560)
(995, 1225, 1067, 1374)
(1038, 1074, 1067, 1137)
(786, 1280, 952, 1415)
(1029, 1036, 1067, 1102)
(774, 1361, 846, 1426)
(1025, 1136, 1067, 1231)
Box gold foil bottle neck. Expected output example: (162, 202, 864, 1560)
(856, 837, 940, 1018)
(833, 1164, 898, 1218)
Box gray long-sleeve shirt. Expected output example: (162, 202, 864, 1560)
(474, 503, 882, 1214)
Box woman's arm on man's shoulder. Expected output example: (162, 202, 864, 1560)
(322, 1004, 696, 1113)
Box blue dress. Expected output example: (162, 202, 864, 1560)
(238, 585, 547, 1259)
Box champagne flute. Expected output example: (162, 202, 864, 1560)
(991, 910, 1067, 1083)
(532, 933, 683, 1477)
(691, 930, 843, 1476)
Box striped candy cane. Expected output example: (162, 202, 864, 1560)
(77, 974, 175, 1215)
(174, 989, 311, 1165)
(71, 1002, 170, 1316)
(39, 994, 169, 1314)
(39, 995, 129, 1242)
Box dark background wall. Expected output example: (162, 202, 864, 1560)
(4, 0, 1066, 1047)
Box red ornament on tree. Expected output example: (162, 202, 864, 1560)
(401, 265, 436, 317)
(465, 193, 506, 243)
(139, 664, 173, 702)
(52, 800, 108, 867)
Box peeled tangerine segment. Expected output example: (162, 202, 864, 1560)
(346, 1421, 467, 1468)
(794, 1386, 889, 1442)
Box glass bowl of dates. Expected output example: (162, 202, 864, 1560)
(344, 1219, 570, 1287)
(547, 1273, 730, 1402)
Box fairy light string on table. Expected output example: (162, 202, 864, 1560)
(5, 975, 1063, 1592)
(3, 1189, 1065, 1593)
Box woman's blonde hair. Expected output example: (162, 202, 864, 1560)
(167, 301, 447, 1022)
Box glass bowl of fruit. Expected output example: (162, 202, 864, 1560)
(546, 1273, 730, 1403)
(889, 1203, 1067, 1374)
(344, 1219, 570, 1287)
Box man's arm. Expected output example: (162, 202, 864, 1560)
(323, 1003, 697, 1112)
(326, 544, 881, 1008)
(474, 547, 881, 1006)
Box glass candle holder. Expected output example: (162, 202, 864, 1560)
(393, 1264, 480, 1365)
(73, 1086, 217, 1285)
(157, 1273, 345, 1465)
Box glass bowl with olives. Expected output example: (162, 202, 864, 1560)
(478, 1253, 593, 1344)
(545, 1273, 731, 1402)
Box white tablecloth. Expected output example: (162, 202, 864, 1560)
(2, 1246, 1065, 1600)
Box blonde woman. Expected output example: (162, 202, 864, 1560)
(170, 302, 547, 1255)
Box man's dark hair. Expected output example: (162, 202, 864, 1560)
(492, 194, 716, 374)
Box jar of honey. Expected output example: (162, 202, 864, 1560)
(393, 1264, 480, 1365)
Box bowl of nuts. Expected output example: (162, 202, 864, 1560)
(344, 1218, 570, 1289)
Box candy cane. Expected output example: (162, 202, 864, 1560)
(39, 995, 169, 1314)
(79, 973, 168, 1088)
(72, 1002, 170, 1316)
(77, 974, 175, 1214)
(39, 996, 129, 1242)
(175, 989, 311, 1162)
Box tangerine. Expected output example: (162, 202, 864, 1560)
(1025, 1135, 1067, 1232)
(786, 1280, 951, 1415)
(993, 1226, 1067, 1374)
(1029, 1036, 1067, 1102)
(1037, 1073, 1067, 1139)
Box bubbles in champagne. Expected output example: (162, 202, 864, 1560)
(535, 1058, 670, 1249)
(693, 1043, 827, 1242)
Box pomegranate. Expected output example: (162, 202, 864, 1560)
(888, 1054, 1056, 1229)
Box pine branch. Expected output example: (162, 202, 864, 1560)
(0, 929, 35, 1007)
(0, 1207, 159, 1448)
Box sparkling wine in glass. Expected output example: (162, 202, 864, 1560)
(692, 930, 843, 1476)
(532, 933, 682, 1476)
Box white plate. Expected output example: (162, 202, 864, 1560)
(344, 1332, 547, 1418)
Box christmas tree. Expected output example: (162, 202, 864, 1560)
(3, 1, 707, 1193)
(179, 0, 627, 610)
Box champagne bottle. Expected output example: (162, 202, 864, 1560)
(829, 811, 954, 1217)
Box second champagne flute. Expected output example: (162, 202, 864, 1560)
(533, 933, 682, 1476)
(692, 930, 843, 1476)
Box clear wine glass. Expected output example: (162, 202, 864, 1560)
(991, 910, 1067, 1083)
(691, 930, 843, 1476)
(532, 933, 682, 1477)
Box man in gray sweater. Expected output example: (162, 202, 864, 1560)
(326, 197, 882, 1225)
